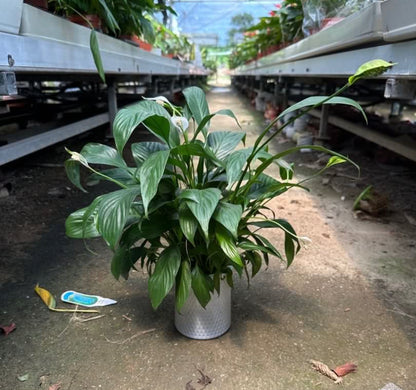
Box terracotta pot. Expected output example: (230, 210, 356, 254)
(69, 14, 102, 31)
(321, 17, 344, 30)
(24, 0, 48, 10)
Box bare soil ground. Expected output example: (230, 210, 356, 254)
(0, 84, 415, 389)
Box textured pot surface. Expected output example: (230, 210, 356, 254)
(175, 280, 231, 339)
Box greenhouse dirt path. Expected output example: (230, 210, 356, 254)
(1, 84, 416, 390)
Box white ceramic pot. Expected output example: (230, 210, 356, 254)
(174, 279, 231, 339)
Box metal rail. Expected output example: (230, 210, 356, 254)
(0, 3, 208, 166)
(231, 0, 416, 162)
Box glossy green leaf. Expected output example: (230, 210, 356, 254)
(144, 113, 180, 147)
(215, 224, 243, 267)
(207, 131, 245, 160)
(349, 59, 395, 85)
(113, 100, 171, 153)
(191, 265, 211, 308)
(278, 96, 367, 124)
(212, 202, 242, 239)
(277, 219, 300, 267)
(80, 143, 126, 168)
(148, 246, 181, 309)
(182, 188, 222, 240)
(194, 109, 241, 139)
(131, 142, 169, 166)
(139, 150, 170, 217)
(87, 168, 136, 186)
(96, 186, 141, 249)
(253, 145, 359, 184)
(65, 159, 86, 192)
(178, 203, 198, 246)
(252, 233, 282, 260)
(111, 246, 145, 280)
(65, 207, 100, 238)
(97, 0, 119, 33)
(183, 86, 210, 127)
(353, 185, 373, 210)
(325, 156, 346, 168)
(175, 261, 192, 311)
(238, 240, 278, 256)
(246, 173, 281, 199)
(225, 148, 252, 188)
(246, 251, 262, 277)
(90, 30, 105, 83)
(140, 212, 175, 239)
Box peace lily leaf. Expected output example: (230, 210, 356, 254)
(144, 113, 180, 147)
(326, 156, 346, 168)
(65, 159, 86, 193)
(253, 144, 359, 184)
(246, 251, 262, 277)
(87, 168, 136, 186)
(140, 213, 175, 239)
(183, 188, 222, 241)
(139, 150, 170, 217)
(111, 246, 145, 280)
(213, 202, 242, 239)
(65, 207, 100, 238)
(175, 261, 192, 311)
(215, 224, 243, 267)
(253, 233, 283, 260)
(349, 59, 395, 85)
(96, 186, 141, 249)
(207, 131, 246, 160)
(148, 246, 181, 309)
(246, 173, 281, 199)
(194, 109, 241, 139)
(278, 96, 367, 124)
(191, 265, 211, 308)
(183, 86, 210, 127)
(113, 101, 171, 153)
(238, 240, 278, 256)
(225, 148, 252, 189)
(90, 30, 105, 83)
(131, 142, 169, 166)
(179, 203, 198, 246)
(80, 143, 126, 168)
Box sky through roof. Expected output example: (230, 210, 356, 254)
(170, 0, 279, 45)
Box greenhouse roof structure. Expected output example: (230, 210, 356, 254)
(170, 0, 280, 45)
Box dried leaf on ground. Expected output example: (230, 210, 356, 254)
(0, 322, 16, 335)
(196, 367, 212, 388)
(333, 362, 358, 377)
(185, 380, 196, 390)
(48, 383, 62, 390)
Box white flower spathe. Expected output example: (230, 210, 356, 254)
(171, 115, 189, 131)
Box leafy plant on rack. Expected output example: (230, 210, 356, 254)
(64, 60, 393, 311)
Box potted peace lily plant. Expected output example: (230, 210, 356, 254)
(65, 60, 393, 339)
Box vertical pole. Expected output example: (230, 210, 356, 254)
(107, 79, 117, 138)
(317, 104, 330, 143)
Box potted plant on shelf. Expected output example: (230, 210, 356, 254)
(48, 0, 119, 32)
(64, 60, 393, 339)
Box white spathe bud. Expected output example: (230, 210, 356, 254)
(142, 96, 171, 106)
(171, 115, 189, 131)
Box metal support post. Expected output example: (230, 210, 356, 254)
(170, 78, 175, 96)
(316, 104, 330, 145)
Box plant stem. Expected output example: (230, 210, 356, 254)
(233, 83, 351, 200)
